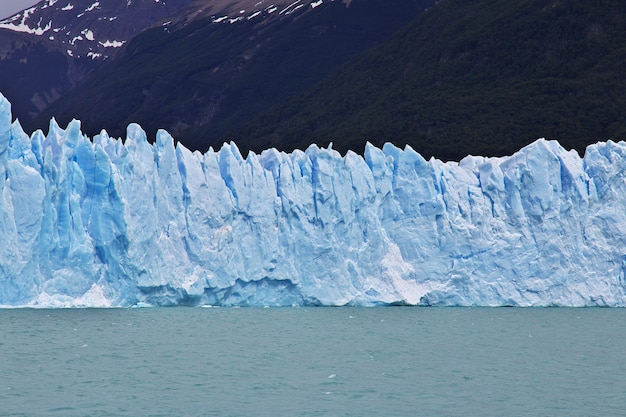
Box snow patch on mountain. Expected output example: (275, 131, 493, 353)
(99, 40, 125, 47)
(82, 28, 94, 40)
(0, 6, 52, 35)
(84, 2, 100, 13)
(209, 0, 336, 25)
(42, 0, 60, 9)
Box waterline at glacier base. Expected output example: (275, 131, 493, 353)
(0, 94, 625, 307)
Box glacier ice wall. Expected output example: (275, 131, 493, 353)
(0, 93, 625, 307)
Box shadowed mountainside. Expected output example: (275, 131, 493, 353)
(30, 0, 435, 151)
(225, 0, 626, 160)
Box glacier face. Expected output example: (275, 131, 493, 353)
(0, 93, 625, 307)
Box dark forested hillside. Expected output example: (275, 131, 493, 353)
(225, 0, 626, 160)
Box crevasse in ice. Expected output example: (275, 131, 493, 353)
(0, 94, 625, 307)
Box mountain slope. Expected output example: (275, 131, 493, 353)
(2, 0, 323, 125)
(0, 0, 199, 59)
(0, 0, 199, 124)
(227, 0, 626, 160)
(30, 0, 436, 150)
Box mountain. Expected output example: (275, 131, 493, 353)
(2, 0, 363, 128)
(5, 0, 622, 161)
(227, 0, 626, 161)
(28, 0, 436, 151)
(0, 0, 202, 124)
(2, 93, 626, 307)
(0, 0, 201, 59)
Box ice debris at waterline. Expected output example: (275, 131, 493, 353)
(1, 95, 625, 307)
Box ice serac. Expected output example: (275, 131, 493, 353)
(0, 93, 625, 307)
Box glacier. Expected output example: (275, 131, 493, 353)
(0, 93, 625, 307)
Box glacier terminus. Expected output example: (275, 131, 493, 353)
(0, 93, 625, 307)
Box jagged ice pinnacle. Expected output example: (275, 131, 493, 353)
(0, 93, 625, 307)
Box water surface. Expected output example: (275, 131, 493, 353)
(1, 307, 624, 416)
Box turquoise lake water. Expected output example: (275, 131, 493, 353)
(1, 307, 625, 416)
